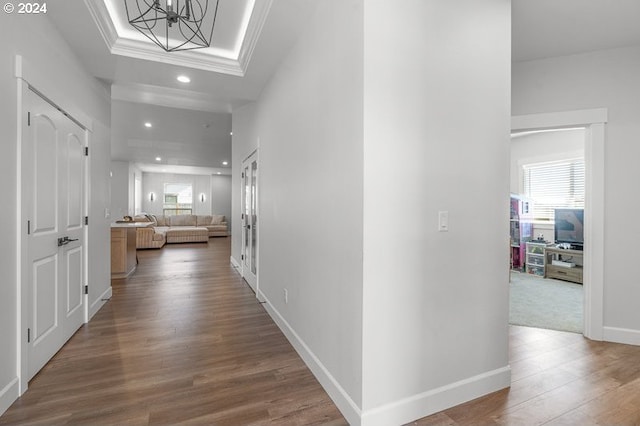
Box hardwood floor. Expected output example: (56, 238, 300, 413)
(4, 237, 640, 425)
(0, 238, 347, 425)
(411, 326, 640, 425)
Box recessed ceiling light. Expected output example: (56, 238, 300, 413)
(229, 131, 233, 136)
(145, 122, 152, 128)
(222, 161, 228, 166)
(177, 75, 191, 83)
(155, 157, 162, 161)
(217, 172, 221, 175)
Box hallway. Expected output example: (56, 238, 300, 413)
(1, 238, 346, 425)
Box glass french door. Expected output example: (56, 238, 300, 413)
(241, 151, 258, 291)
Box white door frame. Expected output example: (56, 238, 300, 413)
(512, 108, 607, 340)
(240, 150, 259, 295)
(15, 55, 92, 395)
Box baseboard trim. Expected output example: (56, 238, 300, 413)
(361, 366, 511, 426)
(230, 256, 241, 271)
(0, 378, 19, 417)
(603, 326, 640, 346)
(88, 286, 112, 321)
(259, 288, 511, 425)
(257, 290, 362, 425)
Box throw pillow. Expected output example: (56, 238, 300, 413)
(211, 215, 225, 224)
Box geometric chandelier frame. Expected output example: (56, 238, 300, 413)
(124, 0, 220, 52)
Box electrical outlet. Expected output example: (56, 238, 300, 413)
(284, 288, 288, 304)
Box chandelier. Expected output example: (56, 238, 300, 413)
(124, 0, 220, 52)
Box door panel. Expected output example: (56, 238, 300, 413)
(25, 88, 86, 380)
(66, 246, 83, 316)
(241, 152, 258, 292)
(66, 133, 83, 229)
(33, 116, 57, 234)
(32, 256, 57, 343)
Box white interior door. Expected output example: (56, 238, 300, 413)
(24, 88, 86, 380)
(241, 151, 258, 292)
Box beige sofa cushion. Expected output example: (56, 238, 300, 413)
(211, 215, 225, 224)
(155, 216, 168, 226)
(168, 214, 197, 226)
(196, 215, 213, 226)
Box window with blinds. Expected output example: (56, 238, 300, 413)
(522, 158, 585, 221)
(163, 183, 193, 216)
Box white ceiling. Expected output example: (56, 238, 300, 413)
(46, 1, 640, 175)
(111, 100, 232, 170)
(47, 0, 316, 176)
(512, 0, 640, 62)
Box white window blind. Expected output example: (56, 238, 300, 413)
(522, 159, 585, 221)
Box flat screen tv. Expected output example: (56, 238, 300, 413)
(554, 208, 584, 249)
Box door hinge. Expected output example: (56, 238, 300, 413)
(85, 216, 89, 225)
(241, 255, 244, 260)
(241, 213, 244, 220)
(27, 112, 31, 126)
(84, 285, 88, 295)
(27, 328, 31, 343)
(84, 147, 89, 156)
(241, 172, 245, 179)
(27, 220, 31, 235)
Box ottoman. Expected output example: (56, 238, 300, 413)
(165, 226, 209, 244)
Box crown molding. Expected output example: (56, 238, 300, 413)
(83, 0, 118, 48)
(84, 0, 270, 76)
(111, 83, 233, 113)
(238, 0, 273, 72)
(110, 38, 245, 75)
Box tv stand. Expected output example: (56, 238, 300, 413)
(544, 246, 583, 284)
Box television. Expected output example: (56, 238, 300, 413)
(554, 208, 584, 250)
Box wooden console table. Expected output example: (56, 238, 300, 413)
(544, 246, 583, 284)
(111, 222, 151, 279)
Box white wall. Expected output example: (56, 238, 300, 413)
(232, 1, 510, 424)
(0, 13, 110, 415)
(232, 0, 365, 418)
(211, 175, 232, 233)
(128, 163, 142, 216)
(361, 1, 511, 423)
(88, 122, 113, 319)
(110, 161, 130, 220)
(142, 172, 212, 216)
(513, 45, 640, 340)
(231, 103, 257, 264)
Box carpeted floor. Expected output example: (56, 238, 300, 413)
(509, 271, 583, 333)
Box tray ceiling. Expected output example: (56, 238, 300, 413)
(84, 0, 271, 75)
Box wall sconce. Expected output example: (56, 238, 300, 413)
(149, 192, 155, 202)
(199, 193, 206, 203)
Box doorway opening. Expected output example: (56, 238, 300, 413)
(511, 109, 607, 341)
(509, 127, 585, 333)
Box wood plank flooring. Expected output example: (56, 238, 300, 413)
(0, 238, 347, 425)
(3, 237, 640, 425)
(411, 326, 640, 425)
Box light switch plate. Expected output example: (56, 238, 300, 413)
(438, 211, 449, 232)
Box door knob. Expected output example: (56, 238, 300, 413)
(58, 236, 79, 246)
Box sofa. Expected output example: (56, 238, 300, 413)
(135, 214, 228, 249)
